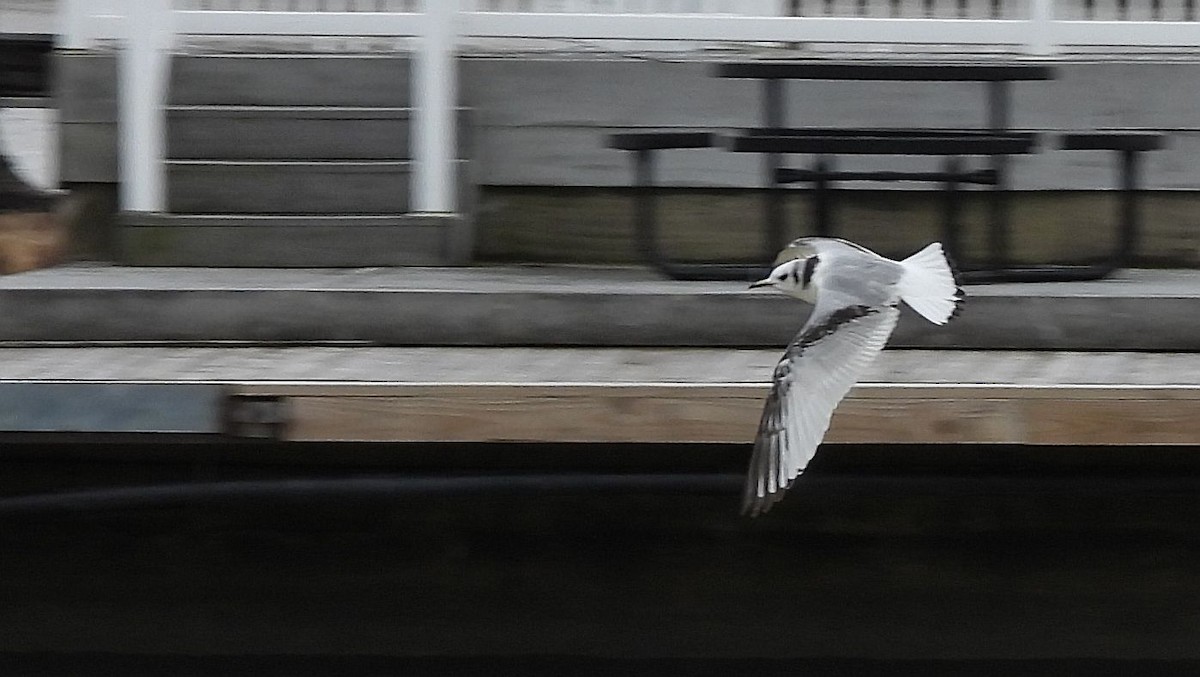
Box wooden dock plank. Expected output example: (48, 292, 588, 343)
(265, 383, 1200, 445)
(1023, 398, 1200, 446)
(828, 398, 1022, 445)
(288, 392, 763, 444)
(0, 347, 1196, 444)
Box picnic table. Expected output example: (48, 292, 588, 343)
(609, 60, 1165, 283)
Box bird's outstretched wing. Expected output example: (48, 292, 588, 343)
(742, 303, 901, 516)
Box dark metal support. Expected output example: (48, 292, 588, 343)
(611, 72, 1162, 285)
(957, 132, 1168, 283)
(942, 156, 963, 263)
(1118, 148, 1140, 269)
(987, 154, 1011, 270)
(812, 156, 834, 237)
(612, 132, 768, 281)
(763, 79, 786, 257)
(630, 148, 761, 280)
(986, 80, 1012, 270)
(632, 148, 657, 265)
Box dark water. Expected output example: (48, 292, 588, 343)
(4, 655, 1200, 677)
(2, 441, 1200, 673)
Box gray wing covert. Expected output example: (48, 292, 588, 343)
(742, 303, 901, 516)
(809, 239, 904, 310)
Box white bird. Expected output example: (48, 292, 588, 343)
(743, 237, 964, 516)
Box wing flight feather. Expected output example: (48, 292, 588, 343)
(742, 304, 901, 516)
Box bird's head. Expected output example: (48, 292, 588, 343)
(749, 256, 820, 302)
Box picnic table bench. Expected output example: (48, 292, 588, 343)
(608, 61, 1167, 283)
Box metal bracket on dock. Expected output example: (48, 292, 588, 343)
(223, 395, 289, 440)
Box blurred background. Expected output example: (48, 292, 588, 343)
(2, 2, 1200, 675)
(3, 0, 1199, 269)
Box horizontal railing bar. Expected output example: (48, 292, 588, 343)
(1052, 20, 1200, 46)
(64, 11, 1200, 48)
(174, 10, 428, 36)
(460, 14, 1033, 43)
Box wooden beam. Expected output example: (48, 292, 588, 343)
(286, 393, 760, 444)
(227, 382, 1200, 445)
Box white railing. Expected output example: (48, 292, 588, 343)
(43, 0, 1200, 214)
(24, 0, 1200, 35)
(1, 0, 56, 33)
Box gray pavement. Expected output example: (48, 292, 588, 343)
(0, 264, 1196, 349)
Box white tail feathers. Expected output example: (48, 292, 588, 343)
(898, 242, 963, 325)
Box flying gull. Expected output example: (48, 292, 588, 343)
(743, 237, 964, 516)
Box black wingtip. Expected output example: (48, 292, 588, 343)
(740, 493, 776, 518)
(942, 247, 967, 323)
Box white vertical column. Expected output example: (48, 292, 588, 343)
(411, 0, 459, 214)
(60, 0, 90, 50)
(1027, 0, 1055, 54)
(118, 0, 173, 213)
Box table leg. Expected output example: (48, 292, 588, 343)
(813, 156, 834, 238)
(763, 78, 785, 257)
(632, 148, 663, 273)
(988, 154, 1010, 269)
(628, 147, 770, 281)
(1117, 148, 1141, 269)
(986, 80, 1012, 269)
(942, 156, 963, 262)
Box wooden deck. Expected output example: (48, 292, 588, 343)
(255, 382, 1200, 446)
(0, 346, 1195, 445)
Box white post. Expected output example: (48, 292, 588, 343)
(1027, 0, 1055, 55)
(60, 0, 89, 50)
(118, 0, 172, 213)
(411, 0, 459, 214)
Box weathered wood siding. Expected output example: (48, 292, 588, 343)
(54, 54, 1200, 191)
(463, 58, 1200, 191)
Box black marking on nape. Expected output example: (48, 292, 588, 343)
(795, 304, 878, 350)
(801, 256, 819, 287)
